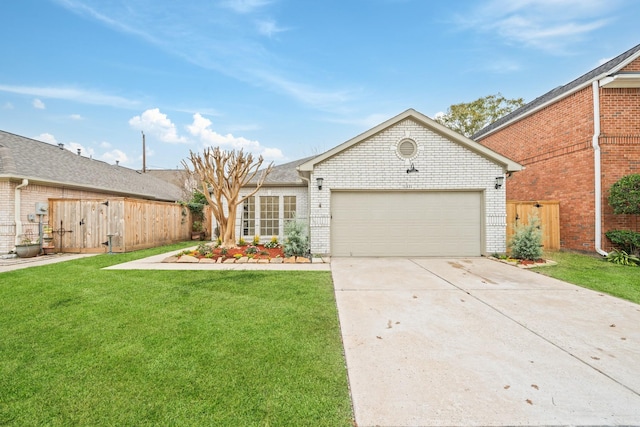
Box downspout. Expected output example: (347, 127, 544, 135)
(592, 81, 608, 256)
(14, 179, 29, 245)
(298, 171, 312, 253)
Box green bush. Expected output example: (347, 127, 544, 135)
(509, 215, 543, 260)
(196, 242, 212, 256)
(608, 174, 640, 215)
(605, 229, 640, 255)
(606, 250, 640, 266)
(283, 220, 309, 257)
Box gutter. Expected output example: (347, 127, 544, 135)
(592, 81, 608, 256)
(14, 178, 29, 245)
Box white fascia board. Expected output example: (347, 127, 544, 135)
(600, 73, 640, 88)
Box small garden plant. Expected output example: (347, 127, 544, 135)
(283, 220, 309, 257)
(265, 236, 280, 249)
(509, 214, 543, 261)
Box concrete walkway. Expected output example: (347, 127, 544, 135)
(332, 257, 640, 427)
(0, 253, 97, 273)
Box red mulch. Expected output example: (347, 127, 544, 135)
(182, 244, 284, 261)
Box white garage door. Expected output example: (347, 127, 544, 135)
(331, 191, 482, 257)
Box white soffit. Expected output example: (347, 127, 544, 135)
(600, 73, 640, 88)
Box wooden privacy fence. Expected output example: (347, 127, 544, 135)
(506, 201, 560, 251)
(49, 198, 194, 253)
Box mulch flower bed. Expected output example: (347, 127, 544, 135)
(179, 244, 285, 262)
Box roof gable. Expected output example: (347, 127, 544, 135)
(0, 130, 183, 201)
(298, 109, 522, 173)
(474, 43, 640, 139)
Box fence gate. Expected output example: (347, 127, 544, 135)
(50, 199, 114, 253)
(506, 201, 560, 251)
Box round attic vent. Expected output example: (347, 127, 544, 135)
(397, 138, 418, 159)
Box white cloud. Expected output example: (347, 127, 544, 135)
(188, 113, 258, 150)
(187, 113, 283, 160)
(221, 0, 272, 13)
(597, 57, 613, 66)
(2, 102, 14, 110)
(52, 1, 351, 114)
(0, 84, 139, 108)
(260, 147, 284, 161)
(66, 142, 95, 157)
(129, 108, 187, 143)
(455, 0, 616, 53)
(33, 98, 46, 109)
(100, 141, 112, 148)
(34, 133, 57, 144)
(256, 19, 288, 37)
(70, 114, 84, 120)
(101, 149, 129, 165)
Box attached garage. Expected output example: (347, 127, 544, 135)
(331, 191, 482, 257)
(297, 109, 523, 257)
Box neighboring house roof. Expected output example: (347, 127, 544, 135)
(145, 169, 190, 189)
(474, 43, 640, 140)
(298, 108, 523, 174)
(248, 156, 317, 186)
(0, 130, 183, 201)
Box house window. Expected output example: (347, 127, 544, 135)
(260, 196, 279, 237)
(242, 196, 255, 236)
(284, 196, 296, 225)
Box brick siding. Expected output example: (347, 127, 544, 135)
(478, 57, 640, 252)
(309, 118, 507, 255)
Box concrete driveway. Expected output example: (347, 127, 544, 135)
(332, 257, 640, 427)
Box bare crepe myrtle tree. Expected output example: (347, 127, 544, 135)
(182, 147, 273, 248)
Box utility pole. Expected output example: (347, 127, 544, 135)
(141, 131, 146, 173)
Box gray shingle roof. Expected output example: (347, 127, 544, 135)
(248, 155, 316, 185)
(474, 43, 640, 139)
(0, 130, 183, 201)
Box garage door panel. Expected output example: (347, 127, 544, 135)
(331, 191, 481, 257)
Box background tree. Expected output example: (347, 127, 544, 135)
(183, 147, 273, 248)
(435, 93, 525, 138)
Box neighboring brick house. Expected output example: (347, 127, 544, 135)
(240, 109, 522, 257)
(0, 131, 183, 254)
(474, 43, 640, 254)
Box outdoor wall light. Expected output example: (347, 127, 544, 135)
(495, 176, 504, 189)
(406, 163, 419, 174)
(316, 177, 324, 190)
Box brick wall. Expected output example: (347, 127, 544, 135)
(309, 118, 506, 255)
(1, 181, 125, 254)
(478, 60, 640, 252)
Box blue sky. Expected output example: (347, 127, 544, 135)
(0, 0, 638, 169)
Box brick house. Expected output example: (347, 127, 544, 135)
(0, 131, 183, 254)
(238, 109, 522, 256)
(474, 43, 640, 254)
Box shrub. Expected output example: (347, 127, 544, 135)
(608, 174, 640, 215)
(252, 235, 260, 245)
(509, 215, 543, 260)
(238, 237, 248, 246)
(606, 250, 640, 266)
(245, 246, 258, 254)
(605, 229, 640, 256)
(283, 220, 309, 257)
(196, 242, 212, 256)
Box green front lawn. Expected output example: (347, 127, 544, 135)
(535, 251, 640, 304)
(0, 243, 353, 426)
